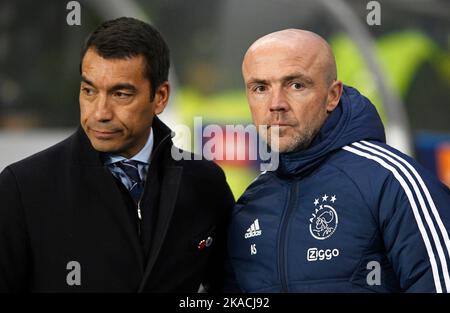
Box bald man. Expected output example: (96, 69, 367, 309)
(225, 29, 450, 293)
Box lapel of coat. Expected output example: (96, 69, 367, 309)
(68, 127, 145, 272)
(138, 163, 183, 292)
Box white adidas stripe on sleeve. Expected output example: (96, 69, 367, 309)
(352, 141, 450, 291)
(342, 144, 445, 293)
(360, 140, 450, 264)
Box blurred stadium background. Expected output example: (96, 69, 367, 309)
(0, 0, 449, 198)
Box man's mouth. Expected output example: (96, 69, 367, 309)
(267, 123, 292, 128)
(90, 128, 120, 139)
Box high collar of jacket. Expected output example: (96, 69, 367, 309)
(70, 116, 174, 167)
(276, 85, 386, 178)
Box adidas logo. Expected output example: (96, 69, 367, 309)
(245, 219, 262, 239)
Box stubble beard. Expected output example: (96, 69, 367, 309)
(264, 124, 320, 154)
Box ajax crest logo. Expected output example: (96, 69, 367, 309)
(309, 194, 338, 240)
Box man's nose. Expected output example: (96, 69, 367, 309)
(94, 94, 113, 122)
(269, 88, 289, 112)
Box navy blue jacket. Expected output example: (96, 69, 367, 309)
(227, 86, 450, 293)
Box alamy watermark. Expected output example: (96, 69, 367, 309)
(170, 117, 280, 171)
(66, 1, 81, 26)
(366, 260, 381, 286)
(366, 1, 381, 26)
(66, 260, 81, 286)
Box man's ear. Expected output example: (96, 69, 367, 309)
(326, 80, 343, 113)
(153, 81, 170, 115)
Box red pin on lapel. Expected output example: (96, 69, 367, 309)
(198, 236, 213, 250)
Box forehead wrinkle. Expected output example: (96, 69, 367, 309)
(82, 52, 147, 90)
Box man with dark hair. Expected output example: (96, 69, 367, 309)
(79, 17, 170, 102)
(0, 17, 234, 292)
(226, 29, 450, 293)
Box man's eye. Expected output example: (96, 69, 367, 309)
(114, 91, 132, 98)
(254, 85, 266, 93)
(291, 82, 304, 90)
(82, 87, 95, 96)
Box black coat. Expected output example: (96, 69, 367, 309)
(0, 118, 235, 292)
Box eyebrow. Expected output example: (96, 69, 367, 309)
(246, 78, 269, 86)
(283, 73, 314, 85)
(81, 75, 137, 93)
(246, 72, 314, 87)
(109, 83, 137, 93)
(81, 75, 94, 86)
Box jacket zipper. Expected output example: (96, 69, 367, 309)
(135, 132, 172, 235)
(278, 181, 299, 292)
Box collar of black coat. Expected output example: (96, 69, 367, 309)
(69, 116, 175, 167)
